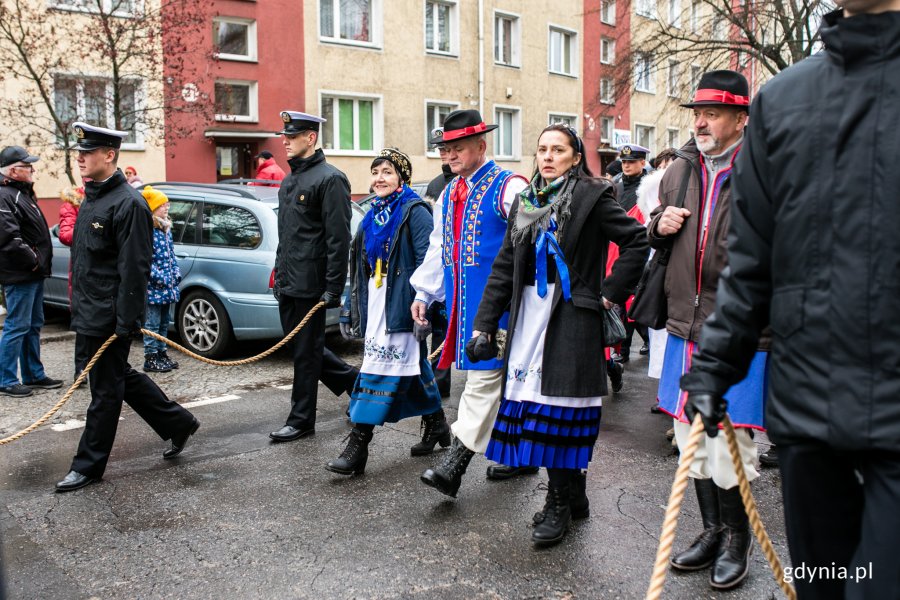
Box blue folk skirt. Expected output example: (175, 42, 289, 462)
(348, 357, 442, 426)
(485, 400, 602, 470)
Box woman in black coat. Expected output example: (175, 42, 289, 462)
(471, 124, 648, 546)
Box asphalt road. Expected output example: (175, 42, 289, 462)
(1, 316, 789, 599)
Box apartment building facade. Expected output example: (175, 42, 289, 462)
(164, 0, 304, 183)
(0, 0, 167, 218)
(303, 0, 584, 194)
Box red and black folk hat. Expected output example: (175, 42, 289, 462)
(681, 70, 750, 110)
(440, 109, 498, 142)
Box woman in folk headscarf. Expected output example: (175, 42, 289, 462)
(328, 148, 448, 475)
(470, 124, 648, 546)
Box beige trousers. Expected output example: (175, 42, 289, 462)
(673, 419, 759, 490)
(451, 368, 504, 454)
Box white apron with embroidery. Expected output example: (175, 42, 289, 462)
(361, 277, 420, 377)
(505, 283, 604, 408)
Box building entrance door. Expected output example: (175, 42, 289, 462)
(215, 143, 255, 181)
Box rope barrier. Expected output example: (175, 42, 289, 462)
(0, 302, 325, 445)
(646, 414, 796, 600)
(0, 333, 118, 446)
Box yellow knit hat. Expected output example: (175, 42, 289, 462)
(142, 185, 168, 212)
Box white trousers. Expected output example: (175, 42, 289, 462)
(451, 368, 503, 454)
(673, 419, 759, 490)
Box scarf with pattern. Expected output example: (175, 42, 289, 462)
(511, 172, 577, 244)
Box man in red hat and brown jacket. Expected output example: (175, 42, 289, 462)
(648, 70, 770, 591)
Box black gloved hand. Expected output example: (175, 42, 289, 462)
(320, 291, 341, 308)
(684, 392, 728, 438)
(413, 320, 432, 342)
(115, 327, 142, 341)
(465, 333, 497, 363)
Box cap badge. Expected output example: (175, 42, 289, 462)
(281, 112, 291, 123)
(621, 146, 631, 156)
(75, 126, 85, 139)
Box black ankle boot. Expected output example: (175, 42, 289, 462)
(533, 471, 590, 525)
(410, 409, 451, 456)
(325, 427, 373, 475)
(710, 486, 752, 589)
(420, 438, 475, 497)
(670, 479, 722, 571)
(159, 349, 178, 369)
(532, 483, 572, 546)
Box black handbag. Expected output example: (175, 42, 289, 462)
(627, 163, 693, 329)
(602, 307, 626, 347)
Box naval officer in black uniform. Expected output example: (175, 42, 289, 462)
(56, 122, 199, 493)
(270, 111, 358, 442)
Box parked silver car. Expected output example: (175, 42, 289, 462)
(44, 182, 365, 358)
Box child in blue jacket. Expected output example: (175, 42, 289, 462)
(141, 186, 181, 372)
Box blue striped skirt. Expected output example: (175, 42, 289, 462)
(348, 358, 442, 426)
(485, 400, 602, 470)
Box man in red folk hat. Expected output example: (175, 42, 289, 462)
(409, 109, 530, 498)
(647, 70, 770, 591)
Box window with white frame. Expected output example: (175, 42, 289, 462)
(634, 124, 655, 153)
(48, 0, 138, 16)
(600, 116, 614, 143)
(320, 93, 381, 153)
(667, 59, 681, 97)
(425, 1, 457, 55)
(494, 11, 520, 66)
(214, 80, 258, 122)
(548, 113, 577, 128)
(213, 17, 257, 61)
(667, 127, 680, 149)
(668, 0, 681, 27)
(690, 64, 702, 97)
(600, 0, 616, 25)
(548, 26, 577, 77)
(425, 101, 458, 153)
(600, 37, 615, 65)
(635, 0, 656, 19)
(494, 106, 520, 160)
(600, 78, 614, 104)
(320, 0, 380, 46)
(634, 53, 655, 93)
(690, 0, 701, 32)
(54, 75, 142, 147)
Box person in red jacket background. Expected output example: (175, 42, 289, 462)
(58, 186, 88, 383)
(252, 151, 286, 186)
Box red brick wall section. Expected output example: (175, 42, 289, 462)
(163, 0, 304, 183)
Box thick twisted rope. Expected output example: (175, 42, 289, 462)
(0, 333, 118, 445)
(646, 414, 796, 600)
(722, 415, 796, 600)
(0, 303, 325, 445)
(646, 414, 706, 599)
(142, 302, 324, 366)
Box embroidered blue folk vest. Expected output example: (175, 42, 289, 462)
(441, 160, 516, 370)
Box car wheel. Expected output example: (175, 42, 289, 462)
(177, 290, 233, 358)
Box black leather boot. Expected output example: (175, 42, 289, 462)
(420, 438, 475, 497)
(532, 483, 572, 546)
(533, 471, 590, 524)
(325, 427, 373, 475)
(410, 409, 451, 456)
(710, 486, 752, 589)
(670, 479, 722, 571)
